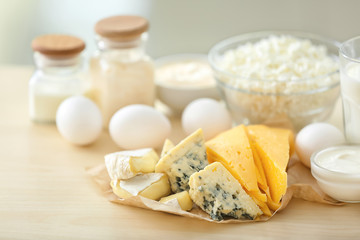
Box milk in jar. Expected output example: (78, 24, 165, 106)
(340, 36, 360, 144)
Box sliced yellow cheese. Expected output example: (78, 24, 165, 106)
(266, 192, 281, 211)
(206, 125, 267, 204)
(246, 125, 293, 204)
(252, 195, 272, 217)
(250, 138, 268, 193)
(271, 127, 295, 157)
(160, 139, 175, 158)
(160, 191, 193, 211)
(110, 173, 171, 200)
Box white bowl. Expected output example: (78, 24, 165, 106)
(311, 145, 360, 203)
(155, 54, 220, 113)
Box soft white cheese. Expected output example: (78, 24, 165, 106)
(156, 60, 215, 87)
(220, 35, 338, 84)
(119, 173, 164, 196)
(216, 35, 340, 131)
(105, 148, 157, 180)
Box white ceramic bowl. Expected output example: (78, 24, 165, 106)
(155, 54, 220, 113)
(311, 145, 360, 203)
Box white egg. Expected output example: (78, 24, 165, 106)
(56, 96, 103, 145)
(295, 122, 345, 168)
(109, 104, 171, 149)
(182, 98, 232, 140)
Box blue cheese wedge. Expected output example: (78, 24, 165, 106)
(105, 148, 159, 180)
(160, 139, 175, 158)
(189, 162, 263, 221)
(110, 173, 171, 200)
(155, 129, 208, 193)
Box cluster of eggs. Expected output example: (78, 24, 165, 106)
(56, 96, 232, 149)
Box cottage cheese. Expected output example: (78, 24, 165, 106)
(220, 35, 338, 85)
(215, 35, 340, 130)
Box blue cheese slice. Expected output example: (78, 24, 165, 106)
(189, 162, 263, 221)
(155, 129, 208, 193)
(110, 173, 171, 200)
(105, 148, 159, 180)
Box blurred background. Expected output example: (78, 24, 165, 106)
(0, 0, 359, 65)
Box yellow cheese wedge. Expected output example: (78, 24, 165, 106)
(271, 127, 295, 157)
(160, 191, 193, 211)
(110, 173, 171, 200)
(246, 125, 293, 204)
(253, 196, 272, 217)
(266, 192, 281, 211)
(206, 125, 267, 204)
(250, 137, 268, 193)
(160, 139, 175, 158)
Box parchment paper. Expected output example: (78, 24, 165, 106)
(86, 156, 343, 224)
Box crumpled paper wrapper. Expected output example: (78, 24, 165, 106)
(86, 111, 343, 223)
(86, 156, 343, 224)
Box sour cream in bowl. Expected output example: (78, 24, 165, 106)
(155, 54, 220, 113)
(311, 145, 360, 203)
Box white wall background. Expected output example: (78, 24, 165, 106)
(0, 0, 359, 65)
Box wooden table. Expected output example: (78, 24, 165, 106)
(0, 66, 359, 240)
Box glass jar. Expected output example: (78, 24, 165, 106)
(29, 35, 85, 123)
(89, 15, 155, 127)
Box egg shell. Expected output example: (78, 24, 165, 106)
(181, 98, 232, 140)
(109, 104, 171, 150)
(295, 122, 345, 168)
(56, 96, 103, 146)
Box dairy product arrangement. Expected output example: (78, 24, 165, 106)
(105, 125, 294, 221)
(26, 14, 360, 224)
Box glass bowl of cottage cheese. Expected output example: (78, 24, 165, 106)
(208, 31, 340, 131)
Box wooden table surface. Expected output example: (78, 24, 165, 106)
(0, 66, 359, 240)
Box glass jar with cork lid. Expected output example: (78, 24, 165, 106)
(29, 34, 85, 123)
(89, 15, 155, 127)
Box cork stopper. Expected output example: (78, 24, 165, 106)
(95, 15, 148, 41)
(31, 34, 85, 59)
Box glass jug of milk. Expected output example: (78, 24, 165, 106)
(340, 36, 360, 144)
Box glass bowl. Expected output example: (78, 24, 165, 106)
(208, 31, 340, 131)
(311, 145, 360, 203)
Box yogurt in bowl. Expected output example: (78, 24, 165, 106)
(155, 54, 220, 113)
(311, 145, 360, 203)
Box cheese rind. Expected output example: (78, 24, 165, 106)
(155, 129, 208, 193)
(105, 148, 159, 180)
(110, 173, 171, 200)
(189, 162, 262, 221)
(119, 173, 163, 195)
(160, 191, 193, 211)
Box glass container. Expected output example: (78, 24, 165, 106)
(29, 34, 85, 123)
